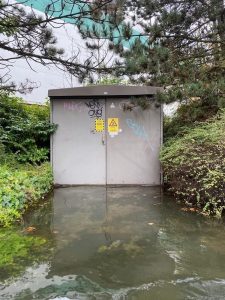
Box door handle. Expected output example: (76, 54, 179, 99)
(102, 134, 105, 145)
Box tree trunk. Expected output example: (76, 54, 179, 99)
(216, 0, 225, 57)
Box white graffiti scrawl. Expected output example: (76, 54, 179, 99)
(63, 101, 84, 112)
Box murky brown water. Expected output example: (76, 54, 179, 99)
(1, 187, 225, 299)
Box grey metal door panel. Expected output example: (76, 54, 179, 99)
(52, 99, 106, 185)
(106, 98, 162, 185)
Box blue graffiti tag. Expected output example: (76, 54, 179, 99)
(126, 119, 148, 140)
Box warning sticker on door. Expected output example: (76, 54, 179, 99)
(95, 119, 104, 132)
(108, 118, 119, 133)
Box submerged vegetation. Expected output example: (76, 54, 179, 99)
(0, 94, 54, 227)
(0, 229, 53, 281)
(161, 107, 225, 217)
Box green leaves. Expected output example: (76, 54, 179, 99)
(0, 93, 57, 165)
(0, 163, 53, 227)
(160, 109, 225, 217)
(0, 94, 55, 227)
(101, 0, 225, 111)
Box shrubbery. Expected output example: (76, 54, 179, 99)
(0, 93, 55, 227)
(161, 109, 225, 217)
(0, 93, 56, 164)
(0, 163, 53, 227)
(163, 100, 219, 141)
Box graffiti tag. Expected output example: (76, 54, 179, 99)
(63, 101, 84, 112)
(85, 100, 103, 118)
(126, 119, 148, 140)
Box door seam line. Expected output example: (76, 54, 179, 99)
(105, 97, 107, 186)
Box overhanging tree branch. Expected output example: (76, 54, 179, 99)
(0, 0, 121, 93)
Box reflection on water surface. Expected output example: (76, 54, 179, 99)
(1, 187, 225, 299)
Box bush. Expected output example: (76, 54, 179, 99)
(160, 110, 225, 217)
(0, 162, 53, 227)
(0, 93, 57, 164)
(164, 100, 219, 141)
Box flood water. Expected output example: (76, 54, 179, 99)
(1, 187, 225, 299)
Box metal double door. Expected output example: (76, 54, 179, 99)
(52, 98, 161, 185)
